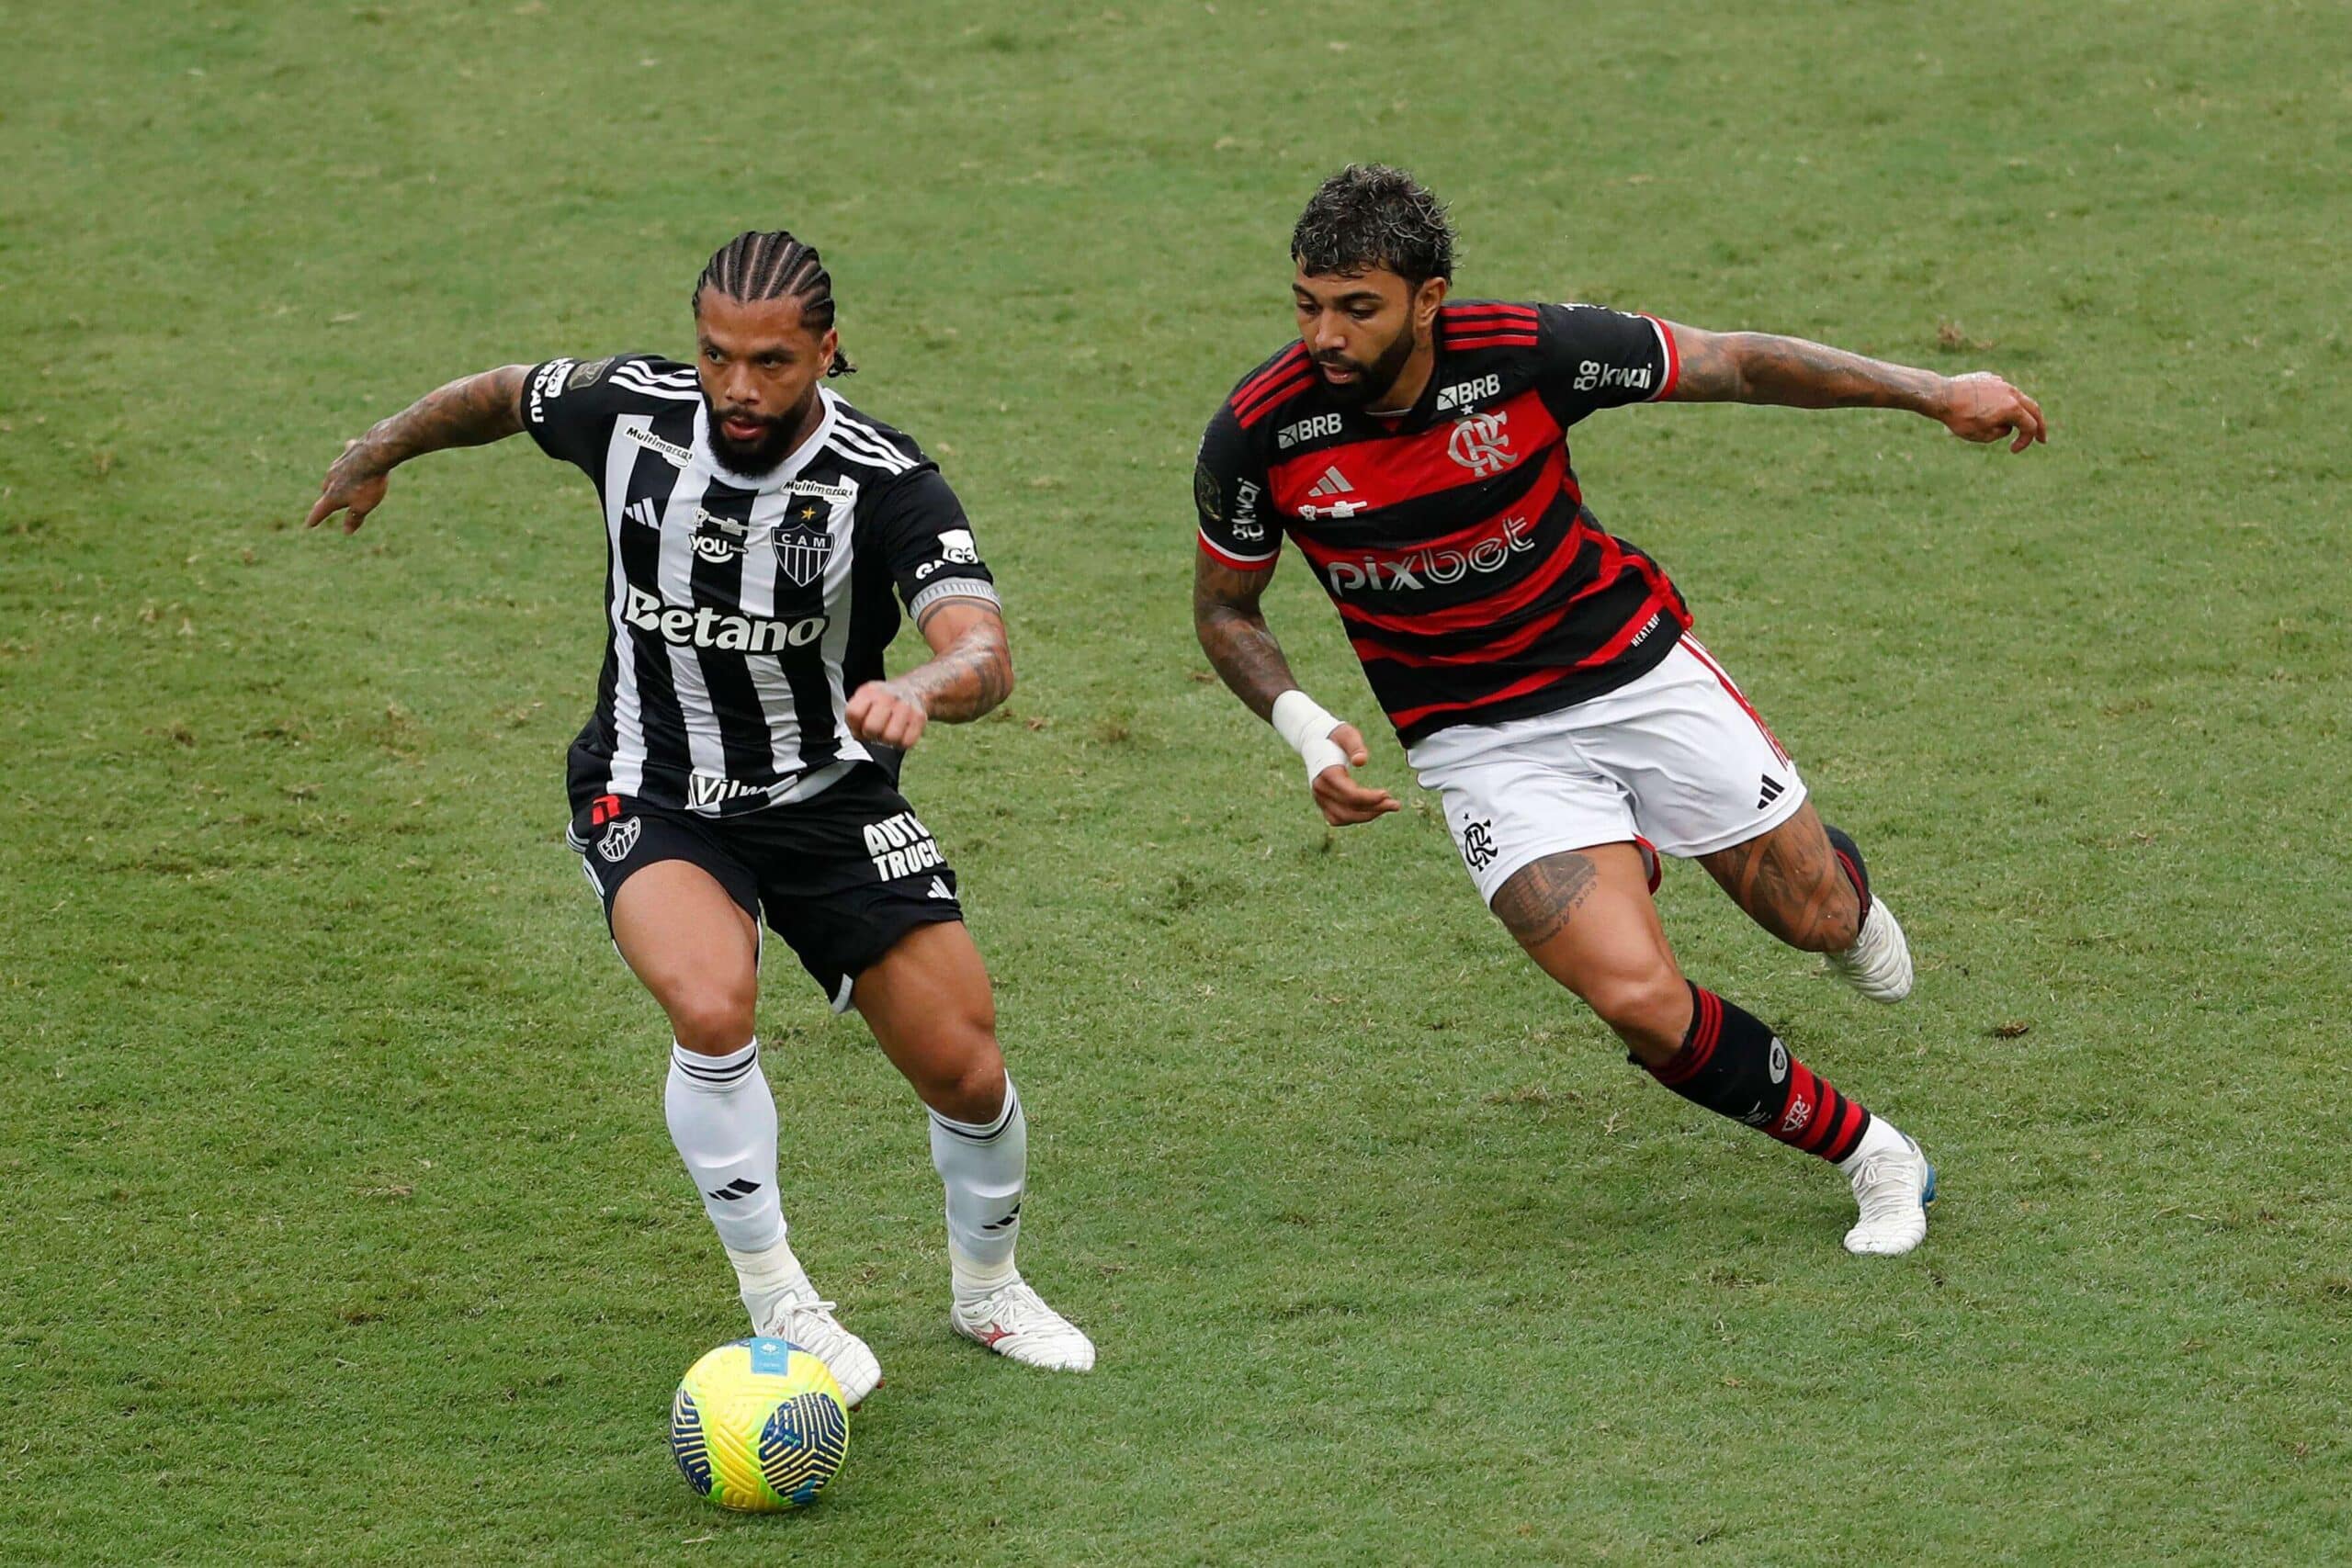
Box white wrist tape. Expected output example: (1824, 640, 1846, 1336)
(1271, 689, 1351, 782)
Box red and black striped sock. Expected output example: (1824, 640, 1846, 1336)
(1645, 983, 1871, 1163)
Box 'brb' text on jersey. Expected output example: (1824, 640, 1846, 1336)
(524, 354, 999, 817)
(1193, 302, 1690, 746)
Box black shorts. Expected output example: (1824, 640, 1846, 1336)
(565, 763, 964, 1011)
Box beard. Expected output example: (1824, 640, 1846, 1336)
(703, 390, 811, 475)
(1315, 320, 1419, 410)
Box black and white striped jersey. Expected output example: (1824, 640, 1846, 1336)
(521, 353, 1000, 817)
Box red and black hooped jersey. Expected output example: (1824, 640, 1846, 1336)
(1194, 301, 1690, 745)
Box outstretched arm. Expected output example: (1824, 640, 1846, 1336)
(304, 365, 530, 532)
(1194, 553, 1396, 826)
(1663, 323, 2048, 452)
(844, 598, 1013, 750)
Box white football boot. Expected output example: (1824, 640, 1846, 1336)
(950, 1279, 1095, 1372)
(755, 1291, 883, 1407)
(1826, 897, 1914, 1003)
(1840, 1127, 1937, 1257)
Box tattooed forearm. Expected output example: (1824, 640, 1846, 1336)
(346, 366, 530, 472)
(901, 605, 1013, 722)
(1489, 852, 1600, 950)
(1193, 556, 1298, 721)
(1670, 327, 1946, 413)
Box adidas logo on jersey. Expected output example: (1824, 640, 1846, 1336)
(1298, 464, 1367, 520)
(1758, 774, 1786, 810)
(623, 498, 662, 529)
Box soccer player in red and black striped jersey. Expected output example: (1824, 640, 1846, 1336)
(1193, 166, 2048, 1257)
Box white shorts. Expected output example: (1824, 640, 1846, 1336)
(1407, 637, 1807, 905)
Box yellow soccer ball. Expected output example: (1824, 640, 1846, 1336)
(670, 1337, 850, 1510)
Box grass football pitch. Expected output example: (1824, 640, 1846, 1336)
(5, 2, 2347, 1562)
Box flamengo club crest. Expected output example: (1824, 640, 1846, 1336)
(1447, 410, 1515, 477)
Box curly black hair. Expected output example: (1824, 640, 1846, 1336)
(1290, 164, 1456, 288)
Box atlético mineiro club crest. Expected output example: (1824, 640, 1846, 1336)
(597, 818, 641, 863)
(772, 524, 832, 587)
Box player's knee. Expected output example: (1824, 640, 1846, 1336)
(1578, 964, 1690, 1057)
(920, 1029, 1008, 1124)
(667, 981, 759, 1056)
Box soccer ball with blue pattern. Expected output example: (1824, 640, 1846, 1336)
(671, 1337, 851, 1510)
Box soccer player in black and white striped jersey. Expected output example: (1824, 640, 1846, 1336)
(306, 231, 1091, 1399)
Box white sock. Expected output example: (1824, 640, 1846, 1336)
(929, 1075, 1025, 1301)
(725, 1236, 815, 1316)
(664, 1038, 786, 1256)
(1837, 1112, 1910, 1173)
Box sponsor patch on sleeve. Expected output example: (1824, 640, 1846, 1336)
(566, 355, 615, 390)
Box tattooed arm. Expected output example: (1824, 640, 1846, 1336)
(1193, 554, 1298, 722)
(845, 598, 1013, 750)
(304, 366, 530, 532)
(1664, 324, 2047, 452)
(1194, 553, 1397, 825)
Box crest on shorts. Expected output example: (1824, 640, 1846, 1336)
(597, 818, 641, 863)
(772, 523, 833, 587)
(1459, 817, 1498, 871)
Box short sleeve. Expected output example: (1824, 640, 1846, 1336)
(1193, 404, 1278, 571)
(866, 466, 1000, 619)
(521, 354, 661, 471)
(1532, 305, 1679, 425)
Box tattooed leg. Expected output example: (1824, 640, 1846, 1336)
(1488, 843, 1690, 1065)
(1697, 801, 1860, 953)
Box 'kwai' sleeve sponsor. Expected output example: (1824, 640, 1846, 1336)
(1193, 402, 1278, 571)
(1531, 304, 1679, 426)
(521, 353, 673, 472)
(867, 465, 1000, 620)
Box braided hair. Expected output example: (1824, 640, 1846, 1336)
(692, 230, 856, 377)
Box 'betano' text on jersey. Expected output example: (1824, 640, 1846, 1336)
(1194, 302, 1690, 746)
(524, 354, 998, 816)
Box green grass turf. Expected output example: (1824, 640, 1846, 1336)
(5, 1, 2349, 1562)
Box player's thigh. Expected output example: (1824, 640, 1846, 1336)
(852, 920, 1007, 1122)
(737, 767, 996, 1114)
(573, 800, 763, 1052)
(1491, 843, 1690, 1061)
(1410, 719, 1636, 903)
(1412, 721, 1685, 1048)
(1574, 637, 1805, 863)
